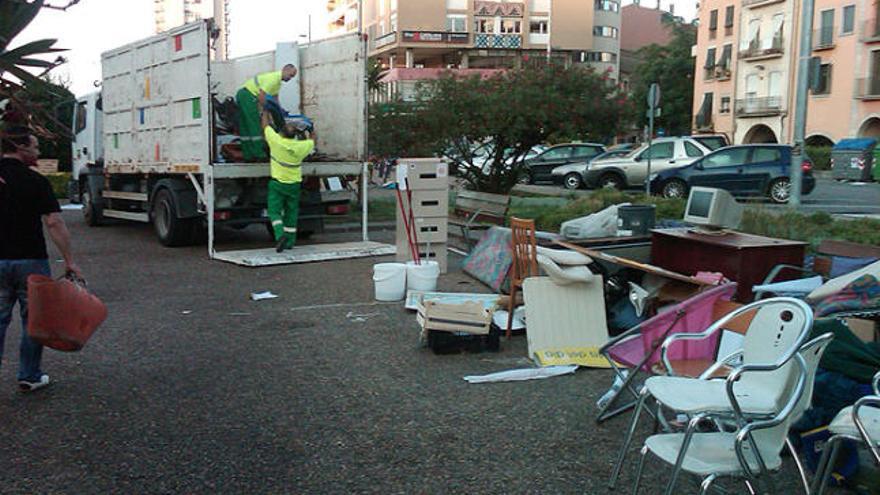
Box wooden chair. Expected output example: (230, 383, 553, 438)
(507, 217, 539, 339)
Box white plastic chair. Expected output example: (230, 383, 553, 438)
(812, 370, 880, 495)
(631, 333, 833, 495)
(610, 297, 815, 488)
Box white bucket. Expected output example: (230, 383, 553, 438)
(373, 263, 407, 301)
(406, 261, 440, 292)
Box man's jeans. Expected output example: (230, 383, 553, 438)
(0, 259, 49, 381)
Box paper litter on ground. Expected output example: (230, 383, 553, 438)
(61, 203, 84, 210)
(491, 307, 525, 330)
(250, 291, 279, 301)
(463, 365, 578, 384)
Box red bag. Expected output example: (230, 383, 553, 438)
(26, 273, 107, 352)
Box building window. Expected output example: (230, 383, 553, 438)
(819, 9, 834, 46)
(709, 10, 718, 31)
(842, 5, 855, 34)
(530, 0, 550, 11)
(530, 18, 548, 34)
(593, 26, 619, 38)
(475, 17, 494, 34)
(391, 13, 398, 32)
(704, 47, 716, 78)
(391, 0, 398, 11)
(720, 96, 731, 113)
(724, 6, 734, 28)
(446, 14, 466, 32)
(581, 51, 618, 63)
(814, 63, 832, 95)
(594, 0, 619, 13)
(719, 44, 732, 71)
(378, 0, 386, 16)
(500, 19, 522, 34)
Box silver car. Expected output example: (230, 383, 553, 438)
(551, 147, 633, 189)
(582, 137, 711, 190)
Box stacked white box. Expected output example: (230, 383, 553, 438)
(395, 159, 449, 273)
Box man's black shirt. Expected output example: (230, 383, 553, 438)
(0, 157, 61, 260)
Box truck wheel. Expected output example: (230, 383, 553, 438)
(152, 188, 196, 247)
(67, 180, 81, 204)
(82, 188, 103, 227)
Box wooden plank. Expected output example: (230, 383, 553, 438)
(103, 190, 148, 201)
(817, 239, 880, 260)
(456, 190, 510, 205)
(103, 209, 149, 222)
(556, 240, 712, 286)
(213, 241, 396, 267)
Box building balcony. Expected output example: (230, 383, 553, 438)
(371, 32, 397, 51)
(861, 19, 880, 43)
(856, 78, 880, 100)
(735, 96, 783, 117)
(743, 0, 785, 8)
(739, 37, 784, 61)
(813, 27, 835, 50)
(474, 33, 522, 49)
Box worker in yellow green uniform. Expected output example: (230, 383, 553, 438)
(236, 64, 298, 161)
(260, 111, 315, 252)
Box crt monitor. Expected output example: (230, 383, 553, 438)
(683, 187, 744, 231)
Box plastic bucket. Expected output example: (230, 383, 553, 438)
(373, 263, 407, 301)
(406, 261, 440, 292)
(617, 204, 656, 236)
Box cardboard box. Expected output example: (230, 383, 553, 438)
(418, 300, 492, 335)
(400, 158, 449, 191)
(846, 318, 877, 343)
(396, 211, 448, 244)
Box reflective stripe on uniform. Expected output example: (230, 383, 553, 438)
(239, 136, 265, 142)
(283, 227, 297, 233)
(271, 154, 303, 168)
(271, 220, 283, 226)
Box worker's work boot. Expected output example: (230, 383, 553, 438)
(275, 236, 287, 253)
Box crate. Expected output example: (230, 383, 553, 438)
(396, 238, 448, 273)
(400, 158, 449, 191)
(396, 212, 448, 244)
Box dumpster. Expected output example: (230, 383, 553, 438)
(831, 138, 877, 181)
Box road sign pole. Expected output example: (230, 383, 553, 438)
(646, 83, 660, 195)
(789, 0, 815, 208)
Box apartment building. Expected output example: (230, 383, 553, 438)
(153, 0, 229, 59)
(326, 1, 620, 80)
(692, 0, 880, 145)
(619, 2, 683, 94)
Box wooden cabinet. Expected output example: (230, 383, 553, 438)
(651, 228, 807, 302)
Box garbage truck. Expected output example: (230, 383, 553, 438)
(69, 20, 375, 261)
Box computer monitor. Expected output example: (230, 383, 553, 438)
(683, 187, 744, 232)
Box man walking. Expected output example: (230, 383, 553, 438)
(236, 64, 298, 161)
(1, 126, 82, 391)
(260, 112, 315, 252)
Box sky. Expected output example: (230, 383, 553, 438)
(14, 0, 696, 96)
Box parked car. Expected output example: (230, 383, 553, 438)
(649, 144, 816, 203)
(583, 137, 711, 190)
(687, 134, 730, 151)
(521, 143, 606, 184)
(551, 143, 639, 189)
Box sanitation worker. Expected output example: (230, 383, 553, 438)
(1, 125, 83, 392)
(260, 112, 315, 252)
(236, 64, 298, 161)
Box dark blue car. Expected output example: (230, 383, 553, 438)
(649, 144, 816, 204)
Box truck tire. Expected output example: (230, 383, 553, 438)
(82, 187, 103, 227)
(152, 188, 196, 247)
(67, 179, 81, 204)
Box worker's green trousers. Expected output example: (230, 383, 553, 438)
(235, 87, 267, 161)
(268, 179, 301, 248)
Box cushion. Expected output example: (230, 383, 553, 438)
(535, 246, 592, 266)
(807, 259, 880, 303)
(536, 254, 596, 285)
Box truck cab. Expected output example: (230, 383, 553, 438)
(69, 91, 103, 203)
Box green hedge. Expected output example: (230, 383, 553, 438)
(45, 172, 71, 200)
(806, 146, 831, 170)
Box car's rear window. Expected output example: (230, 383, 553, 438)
(694, 136, 727, 150)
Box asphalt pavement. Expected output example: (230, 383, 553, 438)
(0, 211, 837, 494)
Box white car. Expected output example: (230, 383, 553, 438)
(582, 137, 712, 189)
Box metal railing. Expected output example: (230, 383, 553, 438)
(856, 78, 880, 99)
(861, 19, 880, 42)
(474, 33, 522, 49)
(739, 35, 784, 59)
(735, 96, 783, 116)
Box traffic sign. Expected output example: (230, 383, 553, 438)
(647, 83, 661, 108)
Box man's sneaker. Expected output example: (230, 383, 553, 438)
(19, 374, 50, 392)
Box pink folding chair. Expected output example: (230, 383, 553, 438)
(597, 283, 739, 423)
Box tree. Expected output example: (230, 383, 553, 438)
(629, 17, 697, 137)
(1, 0, 78, 141)
(369, 63, 631, 193)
